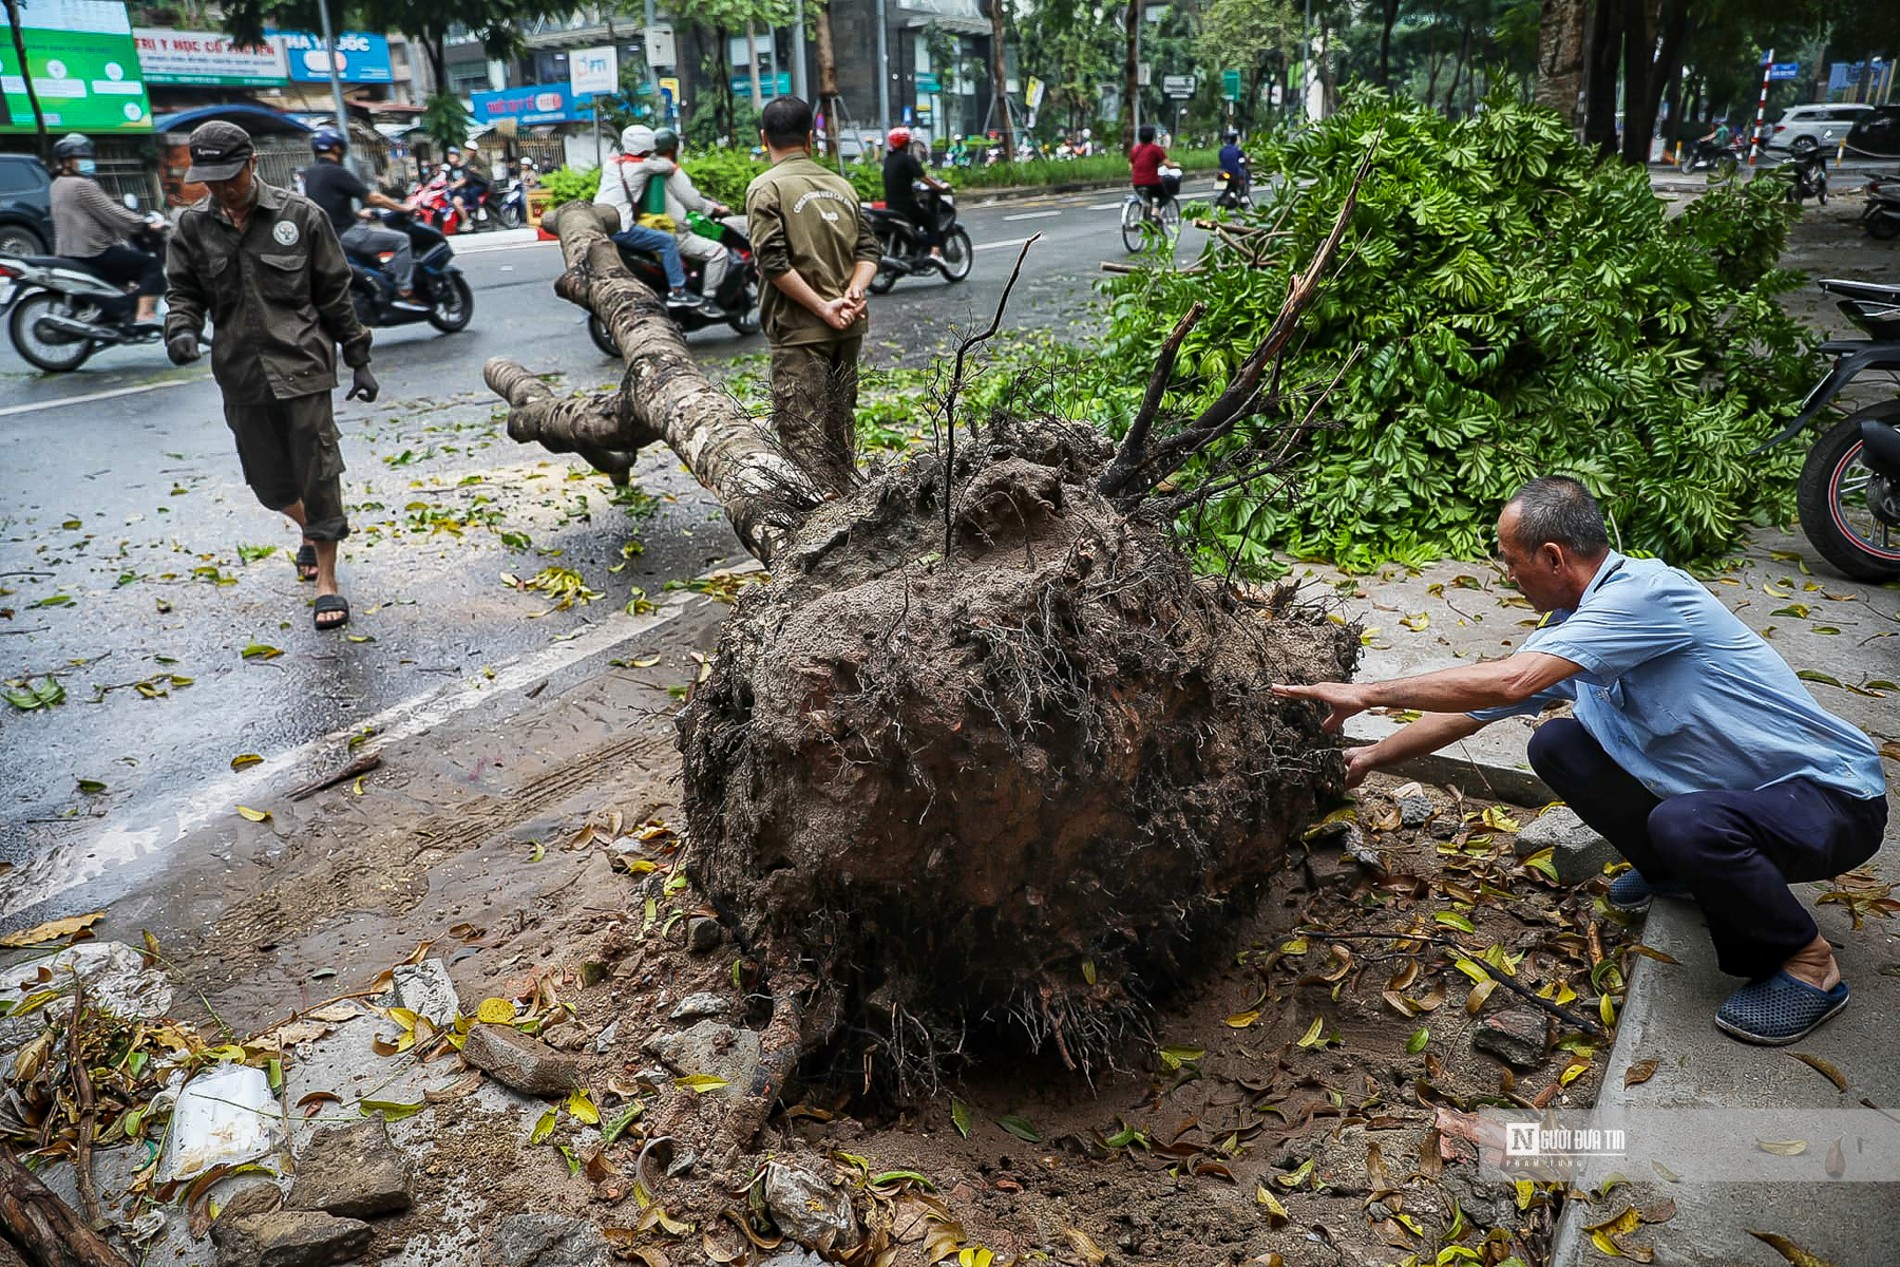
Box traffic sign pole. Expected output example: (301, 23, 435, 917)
(1747, 48, 1772, 166)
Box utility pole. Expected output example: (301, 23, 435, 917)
(792, 0, 808, 101)
(875, 0, 891, 132)
(645, 0, 661, 118)
(1302, 0, 1315, 122)
(315, 0, 354, 152)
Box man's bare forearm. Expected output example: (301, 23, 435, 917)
(768, 269, 831, 319)
(1357, 711, 1487, 772)
(1359, 655, 1566, 713)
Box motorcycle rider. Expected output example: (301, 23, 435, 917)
(595, 124, 712, 312)
(48, 133, 167, 331)
(880, 126, 951, 272)
(299, 127, 423, 307)
(649, 128, 737, 302)
(446, 146, 491, 229)
(1217, 130, 1249, 201)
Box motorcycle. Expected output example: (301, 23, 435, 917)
(1684, 138, 1740, 178)
(2, 224, 169, 373)
(1786, 150, 1828, 205)
(342, 209, 474, 334)
(586, 213, 762, 355)
(409, 169, 458, 235)
(863, 186, 974, 294)
(496, 178, 528, 230)
(1215, 158, 1254, 211)
(1863, 171, 1900, 241)
(1758, 277, 1900, 580)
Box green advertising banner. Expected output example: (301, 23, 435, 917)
(2, 0, 153, 135)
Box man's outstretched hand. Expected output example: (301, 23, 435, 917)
(1270, 680, 1367, 733)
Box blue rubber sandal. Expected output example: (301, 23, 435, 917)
(1715, 971, 1850, 1045)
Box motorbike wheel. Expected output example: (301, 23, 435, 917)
(498, 202, 523, 230)
(938, 228, 973, 283)
(588, 314, 620, 357)
(867, 267, 897, 296)
(9, 291, 97, 372)
(727, 283, 762, 337)
(427, 273, 475, 333)
(1870, 214, 1900, 241)
(1796, 403, 1900, 582)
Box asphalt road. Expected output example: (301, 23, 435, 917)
(0, 182, 1213, 905)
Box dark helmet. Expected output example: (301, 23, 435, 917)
(653, 127, 680, 155)
(311, 126, 348, 154)
(1224, 130, 1239, 143)
(53, 133, 94, 161)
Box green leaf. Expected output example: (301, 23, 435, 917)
(996, 1114, 1042, 1143)
(950, 1098, 972, 1138)
(1796, 670, 1842, 688)
(530, 1109, 556, 1144)
(360, 1098, 425, 1122)
(1156, 1044, 1204, 1071)
(601, 1103, 644, 1145)
(1406, 1026, 1430, 1054)
(1434, 911, 1476, 933)
(75, 778, 107, 794)
(241, 642, 283, 660)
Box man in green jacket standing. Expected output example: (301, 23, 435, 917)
(744, 96, 881, 496)
(164, 122, 378, 631)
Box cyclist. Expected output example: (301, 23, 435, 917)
(1129, 124, 1169, 217)
(48, 133, 167, 331)
(881, 126, 951, 272)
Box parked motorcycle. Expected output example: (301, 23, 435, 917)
(863, 186, 973, 294)
(1786, 150, 1828, 205)
(586, 214, 761, 355)
(342, 210, 474, 334)
(1, 225, 169, 372)
(1863, 171, 1900, 241)
(1758, 277, 1900, 580)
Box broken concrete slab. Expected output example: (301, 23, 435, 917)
(389, 959, 461, 1030)
(669, 992, 732, 1022)
(462, 1023, 584, 1096)
(1512, 806, 1619, 886)
(211, 1208, 373, 1267)
(643, 1021, 762, 1100)
(762, 1160, 861, 1255)
(287, 1117, 413, 1219)
(483, 1212, 612, 1267)
(1471, 1007, 1549, 1070)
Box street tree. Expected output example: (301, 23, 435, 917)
(1196, 0, 1299, 129)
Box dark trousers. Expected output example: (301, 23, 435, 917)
(770, 337, 861, 498)
(78, 244, 164, 298)
(223, 393, 350, 541)
(1527, 718, 1886, 980)
(887, 198, 941, 251)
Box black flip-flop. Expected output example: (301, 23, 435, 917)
(294, 543, 319, 582)
(314, 594, 350, 631)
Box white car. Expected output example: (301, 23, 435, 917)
(1767, 103, 1874, 156)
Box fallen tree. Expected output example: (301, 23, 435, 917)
(485, 184, 1364, 1123)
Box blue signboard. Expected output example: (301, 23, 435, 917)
(1766, 62, 1799, 82)
(729, 72, 792, 100)
(472, 82, 594, 127)
(277, 31, 392, 84)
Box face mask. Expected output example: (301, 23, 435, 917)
(77, 159, 97, 176)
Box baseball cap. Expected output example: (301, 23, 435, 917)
(185, 121, 256, 182)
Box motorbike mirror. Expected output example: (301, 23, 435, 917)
(123, 193, 140, 210)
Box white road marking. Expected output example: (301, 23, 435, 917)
(1003, 209, 1062, 221)
(0, 378, 190, 419)
(1088, 201, 1127, 210)
(973, 237, 1033, 252)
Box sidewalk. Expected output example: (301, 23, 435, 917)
(1319, 528, 1900, 1266)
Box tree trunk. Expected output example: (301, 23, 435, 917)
(0, 1147, 132, 1267)
(1422, 33, 1444, 108)
(746, 20, 762, 107)
(1625, 0, 1689, 164)
(814, 3, 842, 164)
(716, 24, 735, 141)
(1533, 0, 1589, 129)
(484, 203, 814, 564)
(3, 0, 49, 165)
(1378, 0, 1399, 89)
(990, 0, 1014, 161)
(1582, 0, 1621, 157)
(1615, 0, 1651, 163)
(1121, 0, 1139, 151)
(1443, 23, 1470, 115)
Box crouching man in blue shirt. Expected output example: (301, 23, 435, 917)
(1273, 476, 1888, 1046)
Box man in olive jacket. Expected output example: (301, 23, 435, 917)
(164, 122, 378, 631)
(744, 96, 881, 496)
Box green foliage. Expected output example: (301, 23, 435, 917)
(679, 149, 768, 206)
(419, 91, 474, 156)
(542, 164, 602, 208)
(1090, 91, 1816, 572)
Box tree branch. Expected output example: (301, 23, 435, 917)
(1097, 300, 1205, 501)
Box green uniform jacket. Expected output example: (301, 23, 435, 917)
(164, 180, 372, 402)
(744, 153, 881, 348)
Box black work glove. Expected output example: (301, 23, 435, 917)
(165, 332, 200, 365)
(346, 363, 380, 403)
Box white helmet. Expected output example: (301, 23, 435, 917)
(619, 124, 655, 156)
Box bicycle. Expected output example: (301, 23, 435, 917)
(1120, 188, 1180, 253)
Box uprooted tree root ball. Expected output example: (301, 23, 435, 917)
(678, 415, 1358, 1089)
